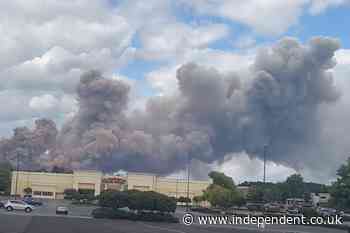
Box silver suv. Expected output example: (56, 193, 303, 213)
(4, 200, 34, 213)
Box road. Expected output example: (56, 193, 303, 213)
(0, 212, 347, 233)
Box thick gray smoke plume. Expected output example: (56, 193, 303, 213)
(0, 37, 343, 177)
(0, 119, 57, 169)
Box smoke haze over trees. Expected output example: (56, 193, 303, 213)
(0, 37, 347, 181)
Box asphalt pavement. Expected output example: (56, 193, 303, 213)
(0, 198, 95, 217)
(0, 212, 348, 233)
(0, 201, 348, 233)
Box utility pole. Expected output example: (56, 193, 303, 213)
(263, 144, 267, 184)
(14, 151, 20, 199)
(186, 153, 191, 212)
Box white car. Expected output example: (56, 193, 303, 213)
(4, 200, 35, 213)
(56, 206, 69, 215)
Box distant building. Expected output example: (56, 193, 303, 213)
(311, 193, 331, 207)
(11, 170, 211, 200)
(237, 186, 251, 198)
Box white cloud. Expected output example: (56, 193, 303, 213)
(309, 0, 350, 14)
(0, 1, 134, 70)
(29, 94, 59, 111)
(1, 46, 136, 94)
(336, 49, 350, 65)
(29, 94, 77, 114)
(180, 0, 307, 35)
(137, 23, 230, 61)
(179, 0, 349, 35)
(215, 153, 296, 183)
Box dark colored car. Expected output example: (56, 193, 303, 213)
(0, 201, 4, 208)
(246, 202, 264, 211)
(23, 198, 43, 206)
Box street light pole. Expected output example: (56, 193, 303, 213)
(14, 151, 20, 199)
(186, 153, 191, 212)
(263, 144, 267, 184)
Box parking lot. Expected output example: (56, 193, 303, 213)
(0, 198, 349, 233)
(0, 197, 95, 217)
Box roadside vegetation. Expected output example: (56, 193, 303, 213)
(202, 171, 245, 209)
(92, 190, 178, 222)
(0, 162, 12, 195)
(63, 189, 96, 205)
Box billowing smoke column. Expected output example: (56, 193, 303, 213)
(0, 119, 57, 169)
(0, 37, 342, 176)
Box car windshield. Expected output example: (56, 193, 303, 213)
(11, 201, 24, 204)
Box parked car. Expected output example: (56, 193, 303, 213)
(23, 194, 32, 199)
(263, 203, 281, 213)
(286, 208, 301, 216)
(0, 201, 4, 208)
(317, 208, 338, 217)
(246, 202, 264, 211)
(23, 198, 43, 206)
(56, 206, 69, 215)
(4, 200, 34, 213)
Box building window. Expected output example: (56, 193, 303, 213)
(33, 191, 42, 196)
(42, 192, 53, 196)
(33, 191, 53, 196)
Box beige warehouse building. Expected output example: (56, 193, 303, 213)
(11, 170, 103, 199)
(11, 170, 211, 200)
(127, 172, 211, 199)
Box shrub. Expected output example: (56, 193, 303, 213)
(177, 196, 191, 203)
(301, 207, 319, 219)
(92, 207, 115, 219)
(99, 190, 176, 213)
(64, 189, 78, 200)
(91, 207, 179, 223)
(99, 190, 129, 209)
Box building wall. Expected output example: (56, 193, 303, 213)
(11, 170, 210, 200)
(73, 170, 102, 196)
(11, 170, 102, 199)
(127, 172, 211, 199)
(127, 172, 157, 191)
(155, 177, 210, 199)
(11, 171, 74, 199)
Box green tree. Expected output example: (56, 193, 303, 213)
(203, 172, 244, 209)
(246, 185, 264, 202)
(23, 187, 32, 195)
(331, 158, 350, 211)
(203, 184, 243, 209)
(193, 195, 203, 203)
(99, 190, 129, 209)
(285, 174, 305, 198)
(209, 171, 236, 190)
(0, 162, 12, 194)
